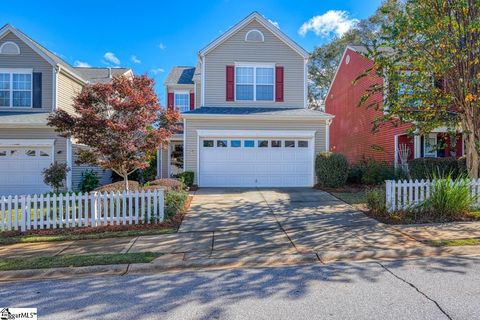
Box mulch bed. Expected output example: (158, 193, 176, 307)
(0, 196, 193, 238)
(363, 208, 480, 225)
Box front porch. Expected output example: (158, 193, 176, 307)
(394, 129, 464, 166)
(157, 135, 184, 179)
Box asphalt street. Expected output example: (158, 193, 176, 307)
(1, 256, 479, 320)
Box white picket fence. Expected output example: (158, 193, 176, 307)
(0, 189, 164, 232)
(385, 179, 480, 212)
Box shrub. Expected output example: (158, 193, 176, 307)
(174, 171, 195, 187)
(315, 152, 349, 188)
(149, 178, 184, 191)
(164, 190, 188, 220)
(94, 180, 140, 193)
(78, 170, 100, 193)
(348, 159, 397, 185)
(42, 162, 70, 193)
(419, 174, 474, 220)
(408, 157, 467, 180)
(366, 187, 387, 214)
(361, 160, 396, 185)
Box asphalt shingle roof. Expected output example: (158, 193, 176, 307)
(0, 112, 50, 125)
(73, 67, 131, 83)
(165, 66, 196, 85)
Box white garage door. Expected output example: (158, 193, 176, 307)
(199, 136, 314, 187)
(0, 146, 53, 196)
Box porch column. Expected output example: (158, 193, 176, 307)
(413, 135, 421, 158)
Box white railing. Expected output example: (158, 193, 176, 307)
(386, 179, 480, 212)
(0, 189, 164, 232)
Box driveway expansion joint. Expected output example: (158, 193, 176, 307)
(377, 262, 453, 320)
(122, 236, 139, 254)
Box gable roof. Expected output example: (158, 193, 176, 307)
(165, 66, 196, 85)
(199, 12, 309, 59)
(0, 24, 133, 84)
(74, 67, 132, 83)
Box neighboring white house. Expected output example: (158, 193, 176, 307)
(0, 24, 132, 195)
(159, 12, 334, 187)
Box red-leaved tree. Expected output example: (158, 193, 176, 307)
(48, 75, 180, 190)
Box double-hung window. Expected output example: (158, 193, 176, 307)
(0, 69, 32, 108)
(235, 64, 274, 101)
(174, 91, 190, 113)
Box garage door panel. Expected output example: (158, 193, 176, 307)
(199, 137, 313, 187)
(0, 146, 53, 196)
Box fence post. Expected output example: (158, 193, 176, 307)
(159, 189, 165, 222)
(20, 195, 26, 232)
(385, 181, 392, 212)
(92, 192, 98, 227)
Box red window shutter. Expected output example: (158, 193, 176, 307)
(167, 92, 174, 110)
(275, 66, 284, 102)
(190, 92, 195, 110)
(226, 65, 235, 101)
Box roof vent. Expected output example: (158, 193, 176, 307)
(0, 41, 20, 55)
(108, 67, 112, 79)
(245, 29, 264, 42)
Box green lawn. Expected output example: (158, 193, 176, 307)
(430, 238, 480, 247)
(0, 252, 161, 271)
(331, 191, 367, 205)
(0, 227, 176, 245)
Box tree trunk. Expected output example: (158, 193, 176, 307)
(123, 174, 129, 191)
(464, 131, 480, 179)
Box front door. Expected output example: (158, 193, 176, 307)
(169, 142, 184, 176)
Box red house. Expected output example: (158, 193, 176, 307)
(325, 46, 464, 166)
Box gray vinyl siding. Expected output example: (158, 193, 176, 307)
(194, 81, 201, 107)
(71, 144, 112, 191)
(184, 118, 327, 184)
(0, 32, 53, 112)
(204, 20, 305, 108)
(57, 72, 83, 114)
(0, 127, 66, 164)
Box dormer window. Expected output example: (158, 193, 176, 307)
(245, 29, 264, 42)
(0, 41, 20, 55)
(0, 69, 32, 108)
(174, 91, 190, 113)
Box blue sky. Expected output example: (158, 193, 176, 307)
(1, 0, 381, 104)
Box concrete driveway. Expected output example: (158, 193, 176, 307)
(179, 188, 424, 261)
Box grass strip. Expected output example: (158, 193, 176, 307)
(0, 228, 176, 246)
(331, 191, 367, 205)
(430, 238, 480, 247)
(0, 252, 161, 271)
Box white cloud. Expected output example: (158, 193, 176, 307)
(299, 10, 358, 37)
(103, 52, 120, 65)
(151, 68, 165, 75)
(74, 60, 91, 67)
(158, 43, 166, 50)
(268, 19, 280, 29)
(131, 55, 141, 64)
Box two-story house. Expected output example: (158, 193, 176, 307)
(325, 45, 464, 166)
(0, 24, 132, 195)
(159, 12, 334, 187)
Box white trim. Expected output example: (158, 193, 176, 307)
(304, 58, 308, 108)
(325, 46, 358, 103)
(0, 139, 55, 147)
(234, 63, 275, 102)
(414, 135, 421, 158)
(53, 66, 58, 111)
(199, 12, 309, 58)
(201, 56, 205, 106)
(183, 118, 187, 174)
(193, 79, 197, 109)
(156, 148, 161, 178)
(167, 143, 172, 177)
(245, 29, 264, 42)
(0, 41, 20, 55)
(196, 129, 200, 186)
(182, 113, 334, 121)
(196, 129, 316, 138)
(394, 135, 399, 167)
(66, 138, 73, 190)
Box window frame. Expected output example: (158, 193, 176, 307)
(424, 133, 438, 158)
(234, 63, 275, 102)
(173, 90, 190, 113)
(0, 68, 33, 108)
